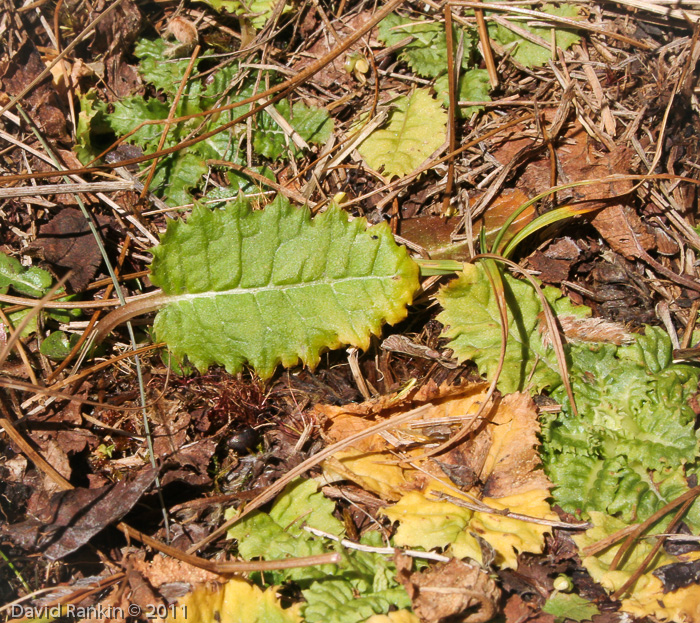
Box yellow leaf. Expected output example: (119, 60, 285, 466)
(385, 489, 554, 568)
(318, 386, 554, 569)
(167, 577, 302, 623)
(574, 512, 700, 622)
(358, 89, 447, 179)
(453, 490, 553, 568)
(364, 611, 421, 623)
(325, 450, 409, 500)
(384, 490, 473, 551)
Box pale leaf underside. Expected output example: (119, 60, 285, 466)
(150, 198, 420, 378)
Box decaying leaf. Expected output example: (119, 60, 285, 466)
(1, 467, 157, 560)
(400, 559, 501, 623)
(317, 384, 555, 569)
(398, 189, 533, 260)
(31, 208, 114, 292)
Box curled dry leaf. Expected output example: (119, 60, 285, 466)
(400, 559, 501, 623)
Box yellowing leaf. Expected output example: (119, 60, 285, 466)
(150, 197, 420, 378)
(451, 490, 553, 568)
(623, 574, 700, 623)
(574, 512, 700, 622)
(325, 450, 410, 500)
(358, 89, 447, 179)
(384, 491, 473, 551)
(168, 577, 302, 623)
(480, 393, 552, 498)
(386, 489, 554, 568)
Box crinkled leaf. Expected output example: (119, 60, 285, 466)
(434, 69, 491, 116)
(226, 479, 343, 582)
(107, 96, 169, 150)
(377, 13, 477, 78)
(542, 593, 600, 622)
(0, 252, 52, 297)
(134, 38, 205, 101)
(197, 0, 288, 29)
(149, 152, 210, 206)
(167, 577, 302, 623)
(358, 89, 447, 179)
(268, 479, 344, 536)
(542, 327, 700, 526)
(436, 263, 568, 393)
(254, 100, 333, 160)
(488, 3, 581, 67)
(150, 197, 419, 377)
(225, 479, 408, 619)
(302, 580, 410, 623)
(88, 38, 322, 205)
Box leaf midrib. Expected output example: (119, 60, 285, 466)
(163, 273, 397, 302)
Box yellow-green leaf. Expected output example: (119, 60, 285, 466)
(358, 89, 446, 179)
(150, 197, 420, 378)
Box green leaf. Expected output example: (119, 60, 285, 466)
(542, 326, 700, 527)
(488, 3, 581, 67)
(302, 581, 410, 623)
(358, 89, 447, 179)
(226, 479, 343, 582)
(225, 478, 410, 620)
(268, 479, 344, 537)
(542, 593, 600, 622)
(434, 68, 491, 117)
(40, 331, 75, 360)
(436, 263, 567, 393)
(4, 309, 38, 338)
(107, 96, 170, 150)
(377, 13, 477, 79)
(149, 152, 210, 206)
(89, 39, 325, 205)
(75, 90, 111, 164)
(134, 38, 205, 101)
(0, 253, 53, 298)
(197, 0, 288, 29)
(150, 197, 420, 378)
(253, 100, 333, 161)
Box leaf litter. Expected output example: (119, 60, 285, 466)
(2, 0, 700, 622)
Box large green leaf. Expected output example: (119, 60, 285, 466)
(358, 89, 446, 179)
(150, 197, 420, 377)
